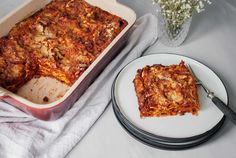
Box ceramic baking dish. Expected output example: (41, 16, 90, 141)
(0, 0, 136, 120)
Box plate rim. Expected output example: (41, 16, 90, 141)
(112, 53, 228, 141)
(113, 101, 226, 150)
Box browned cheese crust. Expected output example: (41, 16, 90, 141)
(0, 0, 127, 92)
(133, 61, 200, 118)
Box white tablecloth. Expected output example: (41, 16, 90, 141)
(0, 0, 236, 158)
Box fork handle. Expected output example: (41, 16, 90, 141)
(212, 97, 236, 125)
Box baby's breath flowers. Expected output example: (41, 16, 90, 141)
(153, 0, 211, 38)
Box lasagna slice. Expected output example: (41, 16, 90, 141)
(133, 61, 200, 118)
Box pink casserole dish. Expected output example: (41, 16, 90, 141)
(0, 0, 136, 120)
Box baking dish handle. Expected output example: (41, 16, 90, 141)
(0, 87, 7, 101)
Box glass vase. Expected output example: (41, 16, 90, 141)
(156, 6, 192, 47)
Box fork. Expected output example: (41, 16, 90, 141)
(187, 64, 236, 125)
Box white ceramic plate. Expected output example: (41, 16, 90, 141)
(114, 53, 227, 138)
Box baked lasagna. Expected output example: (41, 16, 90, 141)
(133, 61, 200, 118)
(0, 0, 127, 92)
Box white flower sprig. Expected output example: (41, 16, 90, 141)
(153, 0, 211, 38)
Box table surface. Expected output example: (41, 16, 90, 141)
(1, 0, 236, 158)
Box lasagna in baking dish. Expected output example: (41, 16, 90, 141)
(0, 0, 127, 92)
(133, 61, 200, 118)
